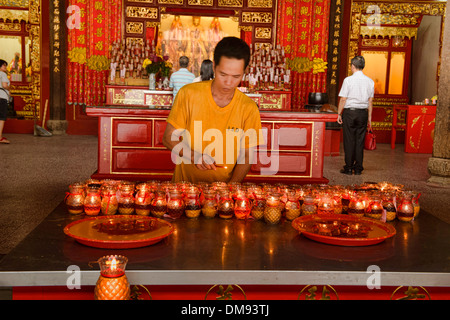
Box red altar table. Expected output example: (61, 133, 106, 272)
(85, 107, 337, 184)
(391, 104, 436, 153)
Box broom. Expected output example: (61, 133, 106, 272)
(34, 99, 52, 137)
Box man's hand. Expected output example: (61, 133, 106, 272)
(337, 97, 346, 125)
(193, 152, 217, 171)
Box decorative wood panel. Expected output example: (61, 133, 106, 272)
(154, 119, 168, 147)
(250, 152, 310, 175)
(273, 123, 312, 151)
(113, 149, 176, 172)
(124, 0, 277, 46)
(113, 119, 153, 147)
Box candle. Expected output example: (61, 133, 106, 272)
(95, 255, 130, 300)
(264, 193, 282, 224)
(234, 194, 251, 219)
(167, 190, 184, 219)
(65, 183, 85, 214)
(266, 196, 278, 207)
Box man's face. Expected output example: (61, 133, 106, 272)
(213, 57, 245, 94)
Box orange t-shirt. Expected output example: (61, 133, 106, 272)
(166, 80, 262, 183)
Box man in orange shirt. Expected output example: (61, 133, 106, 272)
(163, 37, 262, 183)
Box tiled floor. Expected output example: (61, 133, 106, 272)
(0, 132, 449, 257)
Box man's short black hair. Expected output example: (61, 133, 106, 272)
(0, 59, 7, 67)
(351, 55, 365, 70)
(213, 37, 250, 70)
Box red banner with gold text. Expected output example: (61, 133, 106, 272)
(277, 0, 330, 109)
(67, 0, 122, 110)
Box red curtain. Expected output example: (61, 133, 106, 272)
(241, 30, 253, 48)
(277, 0, 330, 109)
(146, 26, 156, 44)
(67, 0, 122, 108)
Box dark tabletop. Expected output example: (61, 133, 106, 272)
(0, 201, 449, 287)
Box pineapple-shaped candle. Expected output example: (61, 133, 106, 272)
(264, 193, 282, 224)
(94, 255, 130, 300)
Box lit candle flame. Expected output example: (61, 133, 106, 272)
(110, 257, 117, 271)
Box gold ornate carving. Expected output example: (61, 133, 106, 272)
(146, 21, 160, 28)
(392, 38, 407, 47)
(242, 12, 272, 23)
(126, 37, 144, 46)
(360, 2, 445, 16)
(361, 39, 389, 47)
(126, 6, 158, 19)
(27, 0, 41, 121)
(0, 8, 30, 22)
(0, 22, 21, 31)
(28, 0, 40, 24)
(145, 93, 173, 107)
(360, 26, 418, 39)
(361, 50, 388, 58)
(362, 13, 421, 26)
(205, 285, 247, 300)
(248, 0, 272, 8)
(255, 27, 271, 39)
(218, 0, 243, 7)
(188, 0, 213, 5)
(350, 12, 361, 40)
(158, 0, 183, 4)
(254, 42, 271, 51)
(129, 0, 153, 3)
(391, 286, 431, 300)
(238, 25, 252, 32)
(126, 22, 144, 34)
(298, 285, 339, 300)
(0, 0, 29, 8)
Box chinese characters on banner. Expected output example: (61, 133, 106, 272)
(67, 0, 122, 109)
(277, 0, 330, 108)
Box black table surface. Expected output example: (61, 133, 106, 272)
(0, 201, 449, 287)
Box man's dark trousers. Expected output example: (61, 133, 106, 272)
(342, 108, 368, 172)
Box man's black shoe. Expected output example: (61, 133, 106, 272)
(354, 170, 362, 175)
(340, 169, 352, 175)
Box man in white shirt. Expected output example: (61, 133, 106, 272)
(337, 56, 374, 175)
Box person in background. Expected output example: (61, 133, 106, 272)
(193, 59, 214, 82)
(337, 55, 374, 175)
(0, 59, 10, 144)
(169, 55, 195, 98)
(163, 37, 262, 183)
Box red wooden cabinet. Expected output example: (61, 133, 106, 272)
(87, 108, 337, 184)
(404, 105, 436, 154)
